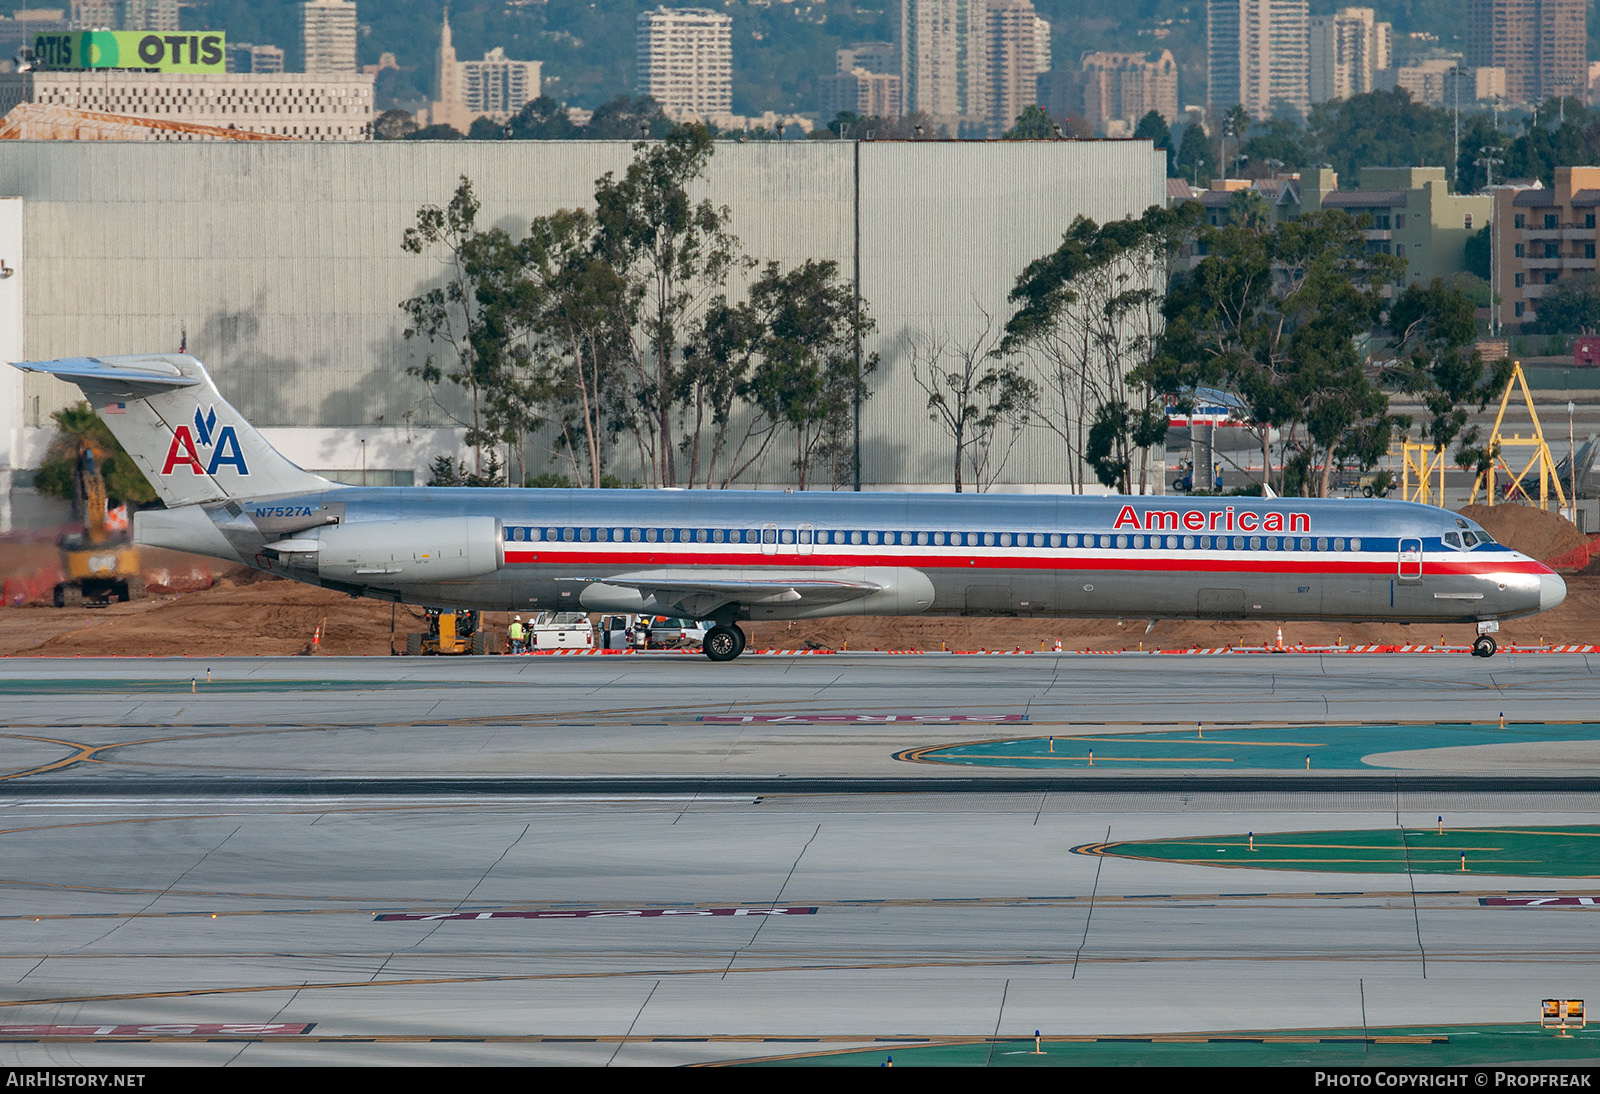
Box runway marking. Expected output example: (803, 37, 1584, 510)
(699, 714, 1029, 724)
(0, 679, 457, 695)
(1483, 896, 1600, 906)
(375, 907, 819, 921)
(0, 734, 115, 780)
(0, 1023, 313, 1036)
(3, 950, 1596, 1014)
(1078, 825, 1600, 878)
(0, 885, 1589, 924)
(0, 1031, 1455, 1047)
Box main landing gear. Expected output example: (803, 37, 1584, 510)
(703, 623, 747, 662)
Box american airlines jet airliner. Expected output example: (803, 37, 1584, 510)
(14, 354, 1567, 660)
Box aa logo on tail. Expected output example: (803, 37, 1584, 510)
(162, 407, 249, 476)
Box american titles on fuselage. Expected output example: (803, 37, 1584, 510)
(1112, 504, 1310, 534)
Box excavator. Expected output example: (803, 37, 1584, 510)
(53, 441, 142, 607)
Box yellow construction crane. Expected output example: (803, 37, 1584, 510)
(1467, 362, 1568, 512)
(1399, 438, 1449, 506)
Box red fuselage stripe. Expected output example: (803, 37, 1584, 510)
(501, 548, 1549, 578)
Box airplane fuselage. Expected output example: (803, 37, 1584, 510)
(137, 488, 1561, 628)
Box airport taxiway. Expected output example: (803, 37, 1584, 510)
(2, 654, 1600, 1065)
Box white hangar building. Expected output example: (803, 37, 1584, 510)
(0, 139, 1166, 529)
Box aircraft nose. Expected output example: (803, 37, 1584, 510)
(1541, 571, 1568, 612)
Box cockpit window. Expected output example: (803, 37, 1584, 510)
(1443, 532, 1462, 549)
(1462, 531, 1480, 547)
(1476, 530, 1495, 544)
(1455, 518, 1469, 529)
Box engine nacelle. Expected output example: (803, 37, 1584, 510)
(301, 517, 504, 583)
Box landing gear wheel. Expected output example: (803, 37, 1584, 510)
(1472, 635, 1497, 658)
(703, 624, 747, 662)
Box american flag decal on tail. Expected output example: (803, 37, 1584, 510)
(103, 402, 125, 414)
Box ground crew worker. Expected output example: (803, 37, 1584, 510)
(508, 615, 526, 654)
(632, 618, 650, 650)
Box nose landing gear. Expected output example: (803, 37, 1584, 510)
(1471, 634, 1497, 658)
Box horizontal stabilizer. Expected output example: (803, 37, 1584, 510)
(14, 356, 200, 394)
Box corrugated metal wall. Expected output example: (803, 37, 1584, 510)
(0, 139, 1164, 488)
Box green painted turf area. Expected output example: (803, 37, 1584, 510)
(904, 722, 1600, 770)
(1081, 824, 1600, 877)
(732, 1025, 1600, 1066)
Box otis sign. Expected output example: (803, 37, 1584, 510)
(162, 407, 248, 476)
(31, 31, 226, 74)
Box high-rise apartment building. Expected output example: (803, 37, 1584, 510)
(1392, 58, 1507, 107)
(838, 41, 898, 76)
(987, 0, 1042, 135)
(70, 0, 177, 30)
(69, 1, 117, 27)
(1079, 50, 1179, 135)
(227, 44, 287, 75)
(1467, 0, 1585, 104)
(901, 0, 988, 135)
(1309, 7, 1392, 103)
(123, 0, 178, 31)
(303, 0, 358, 75)
(819, 69, 904, 120)
(1207, 0, 1310, 118)
(1033, 15, 1051, 75)
(636, 6, 733, 123)
(461, 48, 541, 121)
(820, 45, 903, 119)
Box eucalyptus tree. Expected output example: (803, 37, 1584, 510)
(907, 304, 1036, 492)
(400, 177, 506, 478)
(1147, 209, 1405, 496)
(592, 124, 747, 485)
(1002, 203, 1201, 493)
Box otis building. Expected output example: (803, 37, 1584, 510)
(0, 71, 375, 140)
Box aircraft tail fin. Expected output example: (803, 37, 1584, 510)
(12, 354, 337, 507)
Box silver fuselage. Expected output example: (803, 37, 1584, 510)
(137, 489, 1564, 626)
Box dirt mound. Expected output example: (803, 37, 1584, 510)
(4, 574, 1597, 657)
(1457, 504, 1587, 561)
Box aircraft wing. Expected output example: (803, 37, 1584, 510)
(558, 570, 881, 618)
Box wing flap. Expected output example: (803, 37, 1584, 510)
(591, 576, 879, 605)
(557, 570, 882, 616)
